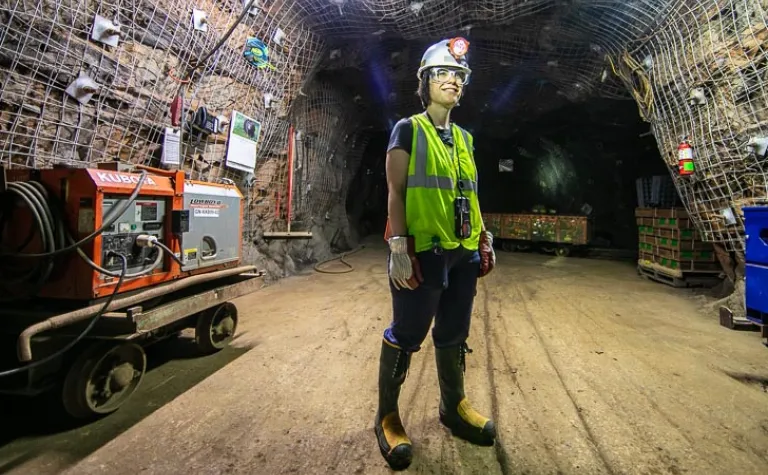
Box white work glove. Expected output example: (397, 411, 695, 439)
(388, 236, 423, 290)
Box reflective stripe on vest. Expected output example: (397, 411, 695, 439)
(407, 124, 477, 192)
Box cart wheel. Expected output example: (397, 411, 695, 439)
(555, 246, 571, 257)
(195, 302, 238, 354)
(501, 241, 516, 252)
(62, 342, 146, 420)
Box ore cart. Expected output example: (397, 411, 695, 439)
(483, 212, 591, 257)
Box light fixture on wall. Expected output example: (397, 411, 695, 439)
(65, 73, 100, 105)
(192, 9, 208, 32)
(91, 15, 121, 47)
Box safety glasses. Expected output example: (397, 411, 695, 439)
(428, 67, 470, 86)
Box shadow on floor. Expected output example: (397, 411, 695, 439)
(724, 371, 768, 393)
(0, 334, 252, 474)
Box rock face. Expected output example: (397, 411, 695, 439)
(247, 79, 370, 281)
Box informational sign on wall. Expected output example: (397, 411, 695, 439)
(225, 110, 261, 173)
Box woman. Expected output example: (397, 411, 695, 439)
(374, 37, 496, 470)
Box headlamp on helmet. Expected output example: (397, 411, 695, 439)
(448, 37, 469, 60)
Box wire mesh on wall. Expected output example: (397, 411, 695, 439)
(288, 80, 369, 228)
(0, 0, 323, 179)
(605, 0, 768, 251)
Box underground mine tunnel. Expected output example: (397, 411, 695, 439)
(1, 1, 768, 475)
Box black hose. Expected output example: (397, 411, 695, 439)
(0, 253, 128, 378)
(179, 0, 260, 85)
(0, 171, 148, 259)
(314, 245, 365, 274)
(0, 172, 148, 300)
(0, 182, 60, 297)
(154, 240, 185, 266)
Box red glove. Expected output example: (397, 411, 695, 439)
(478, 230, 495, 278)
(404, 236, 424, 289)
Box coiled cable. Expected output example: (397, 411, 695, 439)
(0, 171, 148, 259)
(0, 181, 62, 298)
(0, 170, 178, 377)
(313, 245, 365, 274)
(0, 172, 149, 299)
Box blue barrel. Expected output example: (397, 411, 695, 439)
(744, 206, 768, 264)
(744, 206, 768, 320)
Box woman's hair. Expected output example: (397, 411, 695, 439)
(416, 75, 430, 108)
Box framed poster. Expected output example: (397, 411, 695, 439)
(225, 111, 261, 173)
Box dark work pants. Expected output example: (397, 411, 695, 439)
(383, 246, 480, 353)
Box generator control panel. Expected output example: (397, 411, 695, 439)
(101, 197, 168, 274)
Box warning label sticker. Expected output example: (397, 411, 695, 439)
(193, 207, 220, 218)
(184, 248, 198, 261)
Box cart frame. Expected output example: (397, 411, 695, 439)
(0, 269, 263, 418)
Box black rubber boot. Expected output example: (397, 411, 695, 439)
(374, 339, 413, 470)
(435, 343, 496, 446)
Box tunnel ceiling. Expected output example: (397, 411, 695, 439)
(300, 0, 671, 131)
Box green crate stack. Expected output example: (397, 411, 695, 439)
(635, 208, 721, 273)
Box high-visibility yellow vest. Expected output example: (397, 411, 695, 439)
(405, 113, 482, 253)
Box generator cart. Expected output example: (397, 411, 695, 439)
(0, 164, 261, 419)
(0, 268, 262, 418)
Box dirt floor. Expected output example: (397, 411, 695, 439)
(2, 241, 768, 475)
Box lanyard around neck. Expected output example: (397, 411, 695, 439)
(423, 114, 464, 192)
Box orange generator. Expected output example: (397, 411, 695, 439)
(0, 165, 244, 302)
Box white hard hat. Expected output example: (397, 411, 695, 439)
(417, 37, 472, 80)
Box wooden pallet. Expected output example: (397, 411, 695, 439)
(637, 262, 722, 288)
